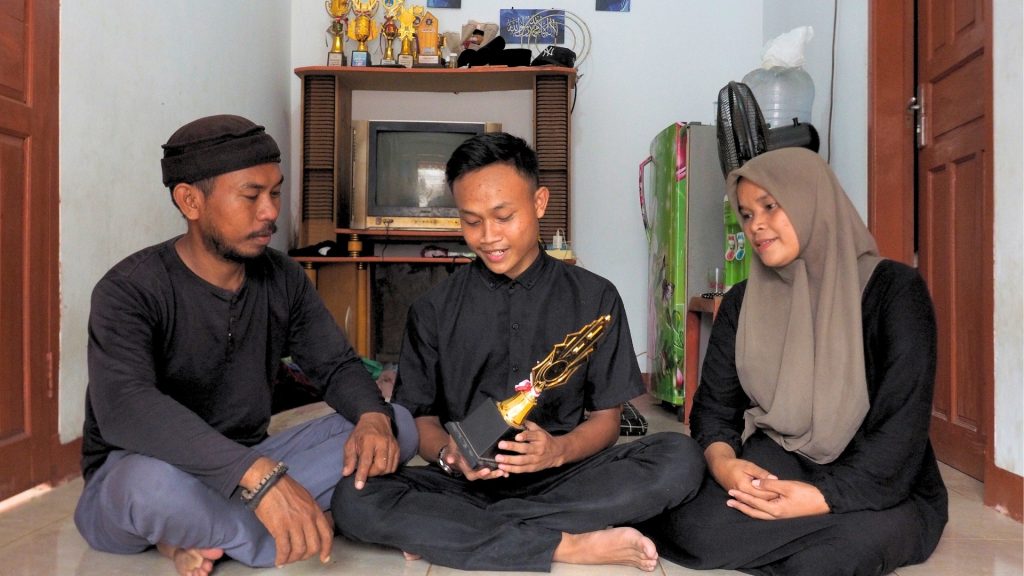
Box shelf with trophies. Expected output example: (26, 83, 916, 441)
(325, 0, 452, 69)
(293, 18, 576, 359)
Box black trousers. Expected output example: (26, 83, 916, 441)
(332, 431, 704, 572)
(637, 433, 942, 576)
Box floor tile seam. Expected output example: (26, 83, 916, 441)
(0, 514, 74, 552)
(945, 486, 985, 500)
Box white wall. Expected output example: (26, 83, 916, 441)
(58, 0, 292, 442)
(992, 0, 1023, 476)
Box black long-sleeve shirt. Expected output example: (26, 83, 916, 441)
(81, 238, 389, 498)
(692, 260, 947, 537)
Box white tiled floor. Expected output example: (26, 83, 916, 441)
(0, 395, 1020, 575)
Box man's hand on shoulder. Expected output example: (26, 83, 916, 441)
(243, 457, 332, 567)
(343, 411, 399, 489)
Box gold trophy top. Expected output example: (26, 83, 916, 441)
(496, 315, 612, 428)
(397, 5, 423, 43)
(350, 0, 380, 18)
(382, 0, 403, 18)
(326, 0, 350, 18)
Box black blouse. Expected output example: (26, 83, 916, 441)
(692, 259, 948, 529)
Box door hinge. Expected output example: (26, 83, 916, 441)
(908, 85, 925, 149)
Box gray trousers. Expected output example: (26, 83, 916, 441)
(74, 406, 418, 568)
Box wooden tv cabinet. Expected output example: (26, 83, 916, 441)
(292, 66, 576, 358)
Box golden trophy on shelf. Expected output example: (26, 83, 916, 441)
(444, 315, 613, 470)
(347, 0, 380, 66)
(415, 10, 440, 65)
(379, 0, 403, 65)
(396, 4, 422, 68)
(325, 0, 350, 66)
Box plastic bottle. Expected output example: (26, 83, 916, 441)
(723, 195, 750, 288)
(741, 66, 815, 128)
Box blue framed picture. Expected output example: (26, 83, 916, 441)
(499, 9, 564, 45)
(596, 0, 630, 11)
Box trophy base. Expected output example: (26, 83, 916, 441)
(397, 54, 415, 68)
(381, 58, 397, 66)
(327, 52, 345, 67)
(417, 55, 440, 66)
(351, 51, 371, 67)
(444, 401, 519, 470)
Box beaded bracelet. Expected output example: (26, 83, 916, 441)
(240, 461, 288, 510)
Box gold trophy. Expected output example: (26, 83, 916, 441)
(396, 5, 422, 68)
(379, 0, 402, 65)
(347, 0, 380, 66)
(445, 315, 613, 470)
(325, 0, 350, 66)
(415, 10, 440, 65)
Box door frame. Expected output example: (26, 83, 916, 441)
(0, 0, 79, 503)
(867, 0, 1021, 520)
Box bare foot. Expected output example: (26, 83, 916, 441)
(402, 550, 422, 561)
(156, 543, 224, 576)
(552, 527, 659, 572)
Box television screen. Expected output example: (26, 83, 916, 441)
(368, 123, 484, 218)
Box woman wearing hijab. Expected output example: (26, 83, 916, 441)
(639, 148, 948, 575)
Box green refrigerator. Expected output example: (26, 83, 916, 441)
(639, 123, 725, 420)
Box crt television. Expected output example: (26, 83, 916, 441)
(350, 120, 502, 231)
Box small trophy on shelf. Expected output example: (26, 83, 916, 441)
(347, 0, 380, 66)
(325, 0, 350, 66)
(380, 0, 403, 65)
(396, 4, 422, 68)
(415, 10, 440, 66)
(445, 315, 612, 470)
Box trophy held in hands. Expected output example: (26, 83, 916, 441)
(325, 0, 350, 66)
(445, 315, 612, 470)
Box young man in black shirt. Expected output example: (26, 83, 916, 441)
(75, 115, 417, 576)
(333, 132, 704, 571)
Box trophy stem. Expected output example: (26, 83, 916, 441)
(496, 390, 538, 429)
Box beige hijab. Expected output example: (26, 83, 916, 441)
(726, 148, 882, 464)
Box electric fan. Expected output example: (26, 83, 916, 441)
(716, 81, 820, 178)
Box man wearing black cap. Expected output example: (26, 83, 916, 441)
(74, 114, 417, 575)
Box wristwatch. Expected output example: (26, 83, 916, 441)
(436, 445, 459, 476)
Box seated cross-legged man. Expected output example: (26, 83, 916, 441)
(332, 132, 705, 572)
(74, 114, 418, 576)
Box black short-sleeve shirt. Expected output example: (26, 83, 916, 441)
(393, 252, 643, 435)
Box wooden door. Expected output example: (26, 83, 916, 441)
(0, 0, 66, 500)
(916, 0, 992, 480)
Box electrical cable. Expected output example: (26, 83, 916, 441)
(827, 0, 838, 163)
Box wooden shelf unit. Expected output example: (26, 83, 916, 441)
(295, 66, 576, 247)
(294, 66, 576, 359)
